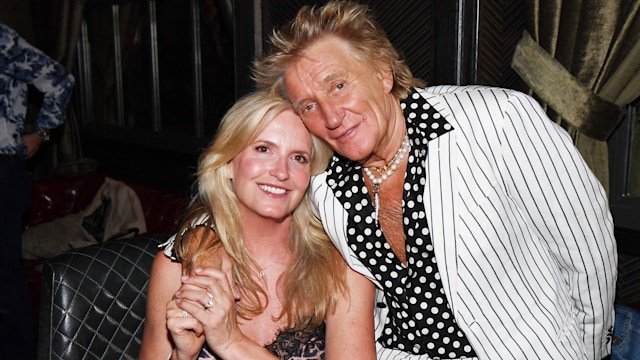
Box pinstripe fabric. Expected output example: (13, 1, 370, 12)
(310, 86, 616, 360)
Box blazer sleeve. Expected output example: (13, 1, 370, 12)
(499, 90, 617, 359)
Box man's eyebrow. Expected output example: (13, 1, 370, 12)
(293, 99, 308, 113)
(292, 71, 344, 112)
(322, 72, 340, 83)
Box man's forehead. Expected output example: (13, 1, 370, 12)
(290, 54, 347, 86)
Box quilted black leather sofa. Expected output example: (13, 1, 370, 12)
(37, 234, 168, 360)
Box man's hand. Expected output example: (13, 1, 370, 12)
(22, 133, 43, 159)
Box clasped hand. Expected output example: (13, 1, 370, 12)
(167, 268, 241, 359)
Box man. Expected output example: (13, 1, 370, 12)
(253, 1, 617, 359)
(0, 22, 74, 359)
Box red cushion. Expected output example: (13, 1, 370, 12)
(26, 172, 188, 235)
(27, 172, 106, 228)
(127, 182, 188, 235)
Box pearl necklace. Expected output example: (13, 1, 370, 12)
(363, 134, 410, 225)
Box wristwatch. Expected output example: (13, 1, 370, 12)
(37, 129, 51, 142)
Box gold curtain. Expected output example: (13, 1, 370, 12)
(511, 0, 640, 194)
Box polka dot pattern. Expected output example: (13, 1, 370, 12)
(325, 92, 476, 358)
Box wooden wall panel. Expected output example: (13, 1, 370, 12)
(253, 0, 526, 90)
(476, 0, 527, 89)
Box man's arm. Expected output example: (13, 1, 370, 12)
(0, 23, 74, 135)
(503, 90, 617, 359)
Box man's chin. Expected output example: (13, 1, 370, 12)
(335, 149, 370, 163)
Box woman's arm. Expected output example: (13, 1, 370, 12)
(139, 251, 188, 359)
(325, 264, 376, 359)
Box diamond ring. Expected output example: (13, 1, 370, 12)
(204, 293, 214, 309)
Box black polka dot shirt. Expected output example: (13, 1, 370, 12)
(324, 92, 476, 359)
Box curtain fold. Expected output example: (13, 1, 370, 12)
(511, 0, 640, 193)
(30, 0, 89, 178)
(512, 32, 622, 140)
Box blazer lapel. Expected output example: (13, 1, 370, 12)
(422, 93, 460, 312)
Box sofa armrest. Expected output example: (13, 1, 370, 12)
(37, 234, 168, 360)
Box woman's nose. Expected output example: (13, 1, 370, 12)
(269, 157, 289, 180)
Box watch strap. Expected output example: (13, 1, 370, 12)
(37, 129, 51, 142)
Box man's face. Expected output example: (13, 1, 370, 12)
(283, 36, 396, 164)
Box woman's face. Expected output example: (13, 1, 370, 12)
(228, 109, 312, 223)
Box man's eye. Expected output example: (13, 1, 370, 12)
(302, 103, 315, 114)
(335, 82, 345, 90)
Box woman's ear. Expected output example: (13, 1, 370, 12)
(380, 66, 394, 94)
(225, 161, 234, 180)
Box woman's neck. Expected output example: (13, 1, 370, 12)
(242, 215, 291, 260)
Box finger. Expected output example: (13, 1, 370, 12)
(180, 269, 226, 298)
(192, 268, 234, 294)
(168, 300, 195, 319)
(175, 285, 212, 301)
(177, 291, 235, 326)
(185, 267, 228, 285)
(219, 254, 238, 298)
(175, 284, 224, 312)
(204, 292, 214, 309)
(176, 297, 210, 323)
(166, 303, 204, 335)
(181, 268, 235, 304)
(166, 316, 204, 337)
(175, 289, 215, 310)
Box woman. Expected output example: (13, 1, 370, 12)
(139, 91, 375, 359)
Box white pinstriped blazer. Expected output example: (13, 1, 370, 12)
(310, 86, 617, 360)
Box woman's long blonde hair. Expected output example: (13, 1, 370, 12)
(174, 91, 343, 330)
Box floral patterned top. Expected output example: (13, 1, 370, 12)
(0, 22, 74, 156)
(198, 324, 326, 359)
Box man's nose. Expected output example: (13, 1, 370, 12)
(321, 102, 344, 129)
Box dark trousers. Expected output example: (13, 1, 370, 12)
(0, 157, 35, 359)
(612, 304, 640, 360)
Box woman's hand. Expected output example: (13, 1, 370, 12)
(166, 296, 205, 360)
(175, 268, 244, 356)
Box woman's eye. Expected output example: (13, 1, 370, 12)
(294, 154, 309, 163)
(256, 145, 269, 152)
